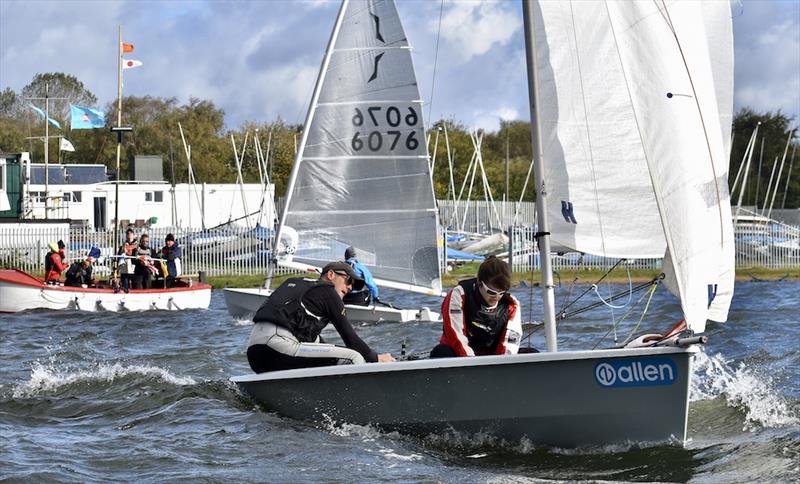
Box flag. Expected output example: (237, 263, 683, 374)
(70, 104, 105, 130)
(59, 138, 75, 152)
(122, 59, 143, 69)
(28, 104, 61, 129)
(122, 42, 134, 53)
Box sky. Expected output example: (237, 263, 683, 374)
(1, 0, 798, 132)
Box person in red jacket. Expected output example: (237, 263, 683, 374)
(430, 256, 522, 357)
(44, 240, 67, 283)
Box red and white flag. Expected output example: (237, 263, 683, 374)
(122, 59, 143, 69)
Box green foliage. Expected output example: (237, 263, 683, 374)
(2, 72, 799, 208)
(730, 108, 798, 209)
(428, 118, 535, 203)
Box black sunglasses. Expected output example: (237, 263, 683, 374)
(333, 270, 354, 285)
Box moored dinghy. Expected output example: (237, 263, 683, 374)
(233, 0, 735, 447)
(0, 269, 211, 312)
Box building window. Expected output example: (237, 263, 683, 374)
(145, 192, 153, 202)
(72, 191, 82, 203)
(63, 192, 71, 202)
(154, 191, 163, 202)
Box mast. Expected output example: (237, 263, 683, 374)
(114, 25, 123, 249)
(522, 0, 557, 352)
(267, 0, 349, 288)
(44, 83, 49, 219)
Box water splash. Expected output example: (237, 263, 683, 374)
(12, 361, 197, 398)
(691, 349, 798, 430)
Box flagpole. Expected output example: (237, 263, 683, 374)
(114, 25, 123, 250)
(44, 82, 49, 219)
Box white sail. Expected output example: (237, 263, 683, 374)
(534, 1, 665, 258)
(277, 0, 441, 295)
(534, 1, 735, 332)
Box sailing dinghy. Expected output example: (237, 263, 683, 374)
(223, 0, 443, 323)
(233, 0, 734, 447)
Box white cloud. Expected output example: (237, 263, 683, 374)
(1, 0, 797, 135)
(471, 106, 519, 132)
(434, 1, 521, 63)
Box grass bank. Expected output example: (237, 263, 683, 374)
(207, 265, 800, 289)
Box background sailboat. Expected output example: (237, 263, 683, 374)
(224, 0, 442, 322)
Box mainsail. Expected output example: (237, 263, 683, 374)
(533, 0, 735, 332)
(275, 0, 441, 295)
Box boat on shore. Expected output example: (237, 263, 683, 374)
(0, 269, 211, 312)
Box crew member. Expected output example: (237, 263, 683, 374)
(343, 246, 379, 306)
(64, 256, 94, 287)
(117, 228, 138, 292)
(431, 256, 522, 357)
(246, 261, 395, 373)
(159, 233, 182, 288)
(44, 240, 67, 284)
(133, 233, 154, 289)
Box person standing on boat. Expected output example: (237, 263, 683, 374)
(246, 261, 395, 373)
(64, 256, 95, 287)
(159, 233, 182, 288)
(44, 240, 67, 284)
(430, 256, 522, 358)
(343, 246, 379, 306)
(117, 228, 137, 292)
(132, 233, 154, 289)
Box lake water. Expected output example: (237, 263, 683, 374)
(2, 280, 798, 482)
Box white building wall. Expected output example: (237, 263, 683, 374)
(24, 182, 275, 230)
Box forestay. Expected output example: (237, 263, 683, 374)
(533, 1, 734, 332)
(277, 0, 441, 295)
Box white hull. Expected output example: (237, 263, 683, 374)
(0, 271, 211, 313)
(223, 287, 440, 323)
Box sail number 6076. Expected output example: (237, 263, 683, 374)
(351, 106, 419, 152)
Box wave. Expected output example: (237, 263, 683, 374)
(691, 349, 798, 429)
(12, 361, 197, 399)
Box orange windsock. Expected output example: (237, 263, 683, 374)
(122, 42, 134, 53)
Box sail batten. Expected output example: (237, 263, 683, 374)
(277, 0, 441, 294)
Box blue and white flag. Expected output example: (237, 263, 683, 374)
(70, 104, 105, 130)
(28, 104, 62, 129)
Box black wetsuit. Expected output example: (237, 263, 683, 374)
(248, 278, 378, 373)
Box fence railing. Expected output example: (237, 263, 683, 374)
(2, 207, 799, 278)
(508, 223, 800, 272)
(0, 225, 288, 278)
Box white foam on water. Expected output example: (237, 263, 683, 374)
(691, 349, 799, 430)
(319, 415, 423, 462)
(12, 361, 197, 398)
(231, 318, 254, 327)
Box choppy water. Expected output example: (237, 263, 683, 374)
(1, 280, 798, 482)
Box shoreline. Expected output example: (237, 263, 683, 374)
(208, 266, 800, 290)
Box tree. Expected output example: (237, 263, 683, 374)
(729, 108, 798, 209)
(20, 72, 98, 125)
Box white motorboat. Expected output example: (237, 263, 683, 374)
(0, 269, 211, 312)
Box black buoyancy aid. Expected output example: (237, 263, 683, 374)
(253, 277, 326, 342)
(458, 279, 511, 354)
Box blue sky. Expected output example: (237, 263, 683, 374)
(1, 0, 798, 132)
